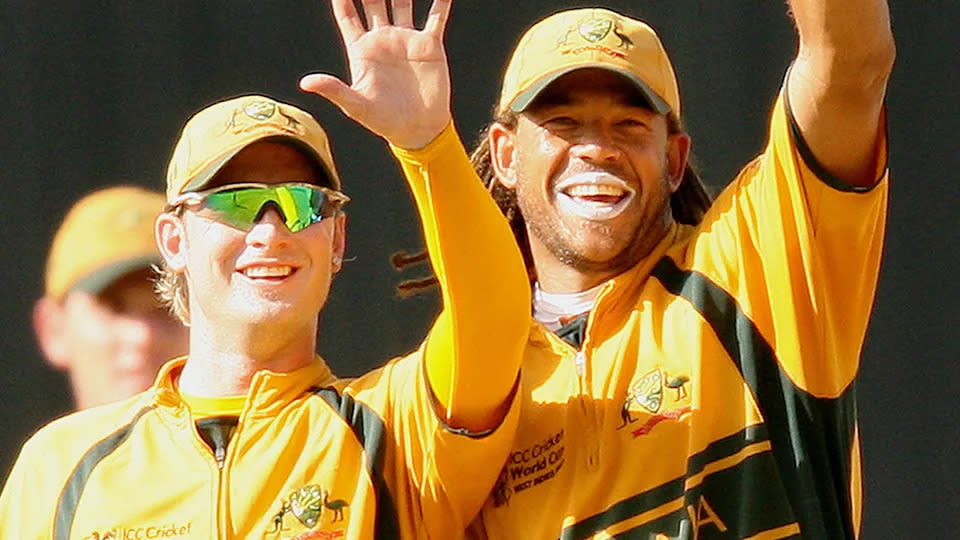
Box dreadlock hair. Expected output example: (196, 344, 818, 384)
(469, 108, 714, 279)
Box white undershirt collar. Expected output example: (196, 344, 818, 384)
(533, 282, 604, 332)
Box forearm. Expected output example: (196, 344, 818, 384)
(786, 0, 895, 186)
(391, 123, 529, 431)
(789, 0, 894, 72)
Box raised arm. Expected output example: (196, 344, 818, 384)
(786, 0, 895, 186)
(300, 0, 528, 431)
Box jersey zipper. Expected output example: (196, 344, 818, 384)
(574, 350, 587, 376)
(191, 417, 232, 538)
(560, 341, 600, 471)
(216, 416, 243, 538)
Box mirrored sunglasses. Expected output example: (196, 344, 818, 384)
(167, 182, 349, 233)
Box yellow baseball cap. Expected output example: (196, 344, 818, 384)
(165, 95, 342, 201)
(498, 8, 680, 117)
(45, 186, 165, 300)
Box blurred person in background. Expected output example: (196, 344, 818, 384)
(32, 185, 188, 409)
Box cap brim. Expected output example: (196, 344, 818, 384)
(181, 135, 341, 194)
(509, 64, 672, 116)
(71, 255, 160, 296)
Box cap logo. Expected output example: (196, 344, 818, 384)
(223, 99, 304, 137)
(579, 18, 612, 43)
(243, 99, 277, 121)
(554, 16, 632, 60)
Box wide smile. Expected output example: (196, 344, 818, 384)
(236, 264, 298, 282)
(553, 172, 636, 221)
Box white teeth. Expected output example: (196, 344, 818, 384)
(553, 172, 636, 221)
(243, 266, 292, 278)
(565, 184, 625, 197)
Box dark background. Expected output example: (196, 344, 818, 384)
(1, 1, 956, 537)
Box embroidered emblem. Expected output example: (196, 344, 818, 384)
(555, 15, 634, 59)
(578, 17, 613, 43)
(633, 369, 664, 413)
(223, 98, 304, 139)
(632, 406, 693, 438)
(619, 369, 693, 435)
(322, 489, 349, 522)
(289, 485, 325, 528)
(244, 99, 277, 121)
(665, 373, 690, 399)
(267, 487, 348, 538)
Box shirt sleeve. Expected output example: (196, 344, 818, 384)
(343, 124, 528, 536)
(390, 124, 530, 429)
(689, 86, 889, 398)
(345, 353, 522, 539)
(0, 433, 60, 539)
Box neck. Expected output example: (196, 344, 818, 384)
(178, 317, 317, 397)
(534, 263, 620, 294)
(528, 236, 639, 293)
(528, 219, 677, 294)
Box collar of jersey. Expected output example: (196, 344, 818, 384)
(148, 356, 339, 417)
(529, 222, 686, 349)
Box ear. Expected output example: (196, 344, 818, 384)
(666, 131, 692, 193)
(489, 122, 519, 190)
(156, 212, 188, 273)
(331, 213, 347, 274)
(33, 297, 70, 370)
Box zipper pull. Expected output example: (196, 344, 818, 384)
(215, 445, 226, 469)
(574, 351, 586, 376)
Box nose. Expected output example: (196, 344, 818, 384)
(245, 206, 292, 247)
(569, 123, 623, 164)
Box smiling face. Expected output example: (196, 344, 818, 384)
(158, 140, 346, 334)
(490, 69, 689, 291)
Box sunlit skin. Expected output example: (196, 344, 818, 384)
(156, 141, 346, 396)
(33, 268, 188, 409)
(490, 69, 691, 293)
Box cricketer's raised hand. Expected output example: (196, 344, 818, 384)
(300, 0, 453, 150)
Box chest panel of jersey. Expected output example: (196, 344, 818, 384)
(480, 280, 798, 539)
(66, 393, 377, 540)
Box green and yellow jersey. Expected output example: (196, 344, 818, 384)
(470, 88, 888, 540)
(0, 125, 530, 540)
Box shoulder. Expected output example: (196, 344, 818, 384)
(17, 392, 157, 470)
(342, 349, 424, 393)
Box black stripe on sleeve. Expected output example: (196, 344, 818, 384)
(312, 387, 401, 540)
(651, 256, 859, 540)
(783, 74, 881, 194)
(54, 406, 153, 540)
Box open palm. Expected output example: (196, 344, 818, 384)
(301, 0, 453, 150)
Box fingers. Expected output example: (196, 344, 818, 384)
(392, 0, 414, 28)
(424, 0, 452, 36)
(330, 0, 364, 43)
(334, 0, 448, 34)
(360, 0, 390, 28)
(299, 73, 367, 122)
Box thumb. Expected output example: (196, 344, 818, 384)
(299, 73, 368, 124)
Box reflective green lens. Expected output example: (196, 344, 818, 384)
(202, 184, 336, 233)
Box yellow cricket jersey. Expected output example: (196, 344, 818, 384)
(469, 89, 888, 539)
(0, 125, 530, 540)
